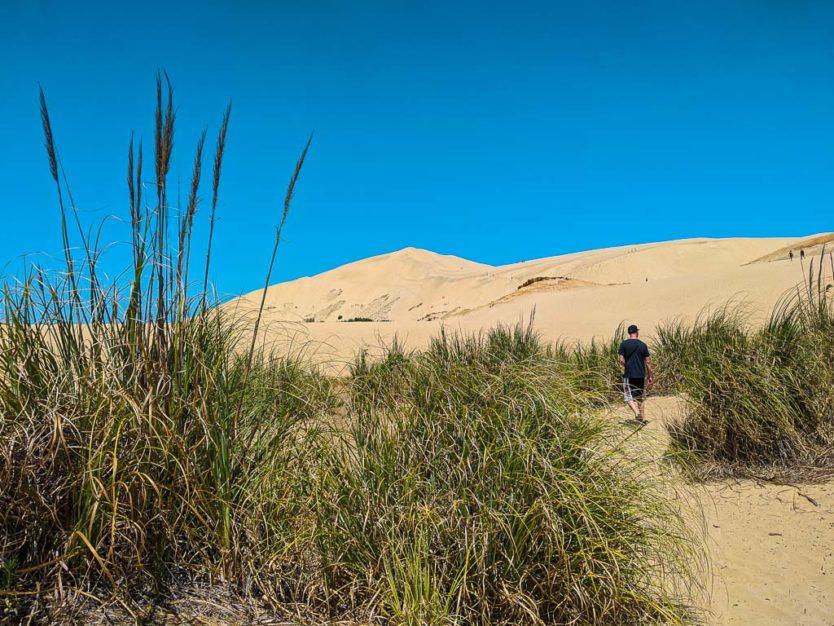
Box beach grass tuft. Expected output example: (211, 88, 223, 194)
(657, 256, 834, 479)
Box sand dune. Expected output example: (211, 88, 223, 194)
(228, 234, 829, 364)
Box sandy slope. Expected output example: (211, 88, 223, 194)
(228, 234, 829, 364)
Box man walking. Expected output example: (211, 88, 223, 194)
(618, 324, 653, 424)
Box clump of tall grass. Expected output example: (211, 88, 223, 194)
(653, 306, 749, 395)
(325, 322, 702, 624)
(660, 257, 834, 478)
(0, 76, 329, 618)
(349, 335, 414, 415)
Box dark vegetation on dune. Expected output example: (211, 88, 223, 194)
(0, 79, 706, 624)
(655, 257, 834, 480)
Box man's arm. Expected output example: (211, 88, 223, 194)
(645, 356, 654, 385)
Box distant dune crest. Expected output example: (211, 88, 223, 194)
(223, 234, 832, 364)
(229, 235, 826, 326)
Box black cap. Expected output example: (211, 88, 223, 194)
(627, 324, 639, 334)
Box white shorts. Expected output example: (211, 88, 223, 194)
(623, 377, 645, 402)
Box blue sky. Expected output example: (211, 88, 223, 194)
(1, 1, 833, 297)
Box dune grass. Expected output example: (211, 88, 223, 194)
(338, 323, 703, 624)
(0, 78, 705, 623)
(0, 76, 328, 620)
(549, 326, 625, 403)
(657, 256, 834, 479)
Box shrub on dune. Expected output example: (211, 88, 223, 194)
(327, 324, 703, 624)
(660, 260, 834, 478)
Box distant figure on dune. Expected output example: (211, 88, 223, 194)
(789, 250, 794, 262)
(618, 324, 653, 425)
(800, 249, 805, 260)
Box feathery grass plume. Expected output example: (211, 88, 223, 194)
(152, 72, 176, 354)
(125, 139, 146, 331)
(203, 102, 232, 305)
(39, 87, 59, 184)
(1, 77, 329, 621)
(38, 86, 76, 307)
(176, 128, 206, 297)
(127, 133, 137, 251)
(38, 87, 102, 342)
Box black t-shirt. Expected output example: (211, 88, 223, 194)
(618, 338, 650, 378)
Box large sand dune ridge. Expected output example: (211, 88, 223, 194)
(228, 234, 832, 363)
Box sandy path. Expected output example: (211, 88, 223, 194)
(637, 396, 834, 626)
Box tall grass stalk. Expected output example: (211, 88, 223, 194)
(0, 79, 324, 620)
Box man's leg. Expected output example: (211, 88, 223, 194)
(630, 379, 646, 422)
(634, 380, 647, 422)
(623, 378, 641, 417)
